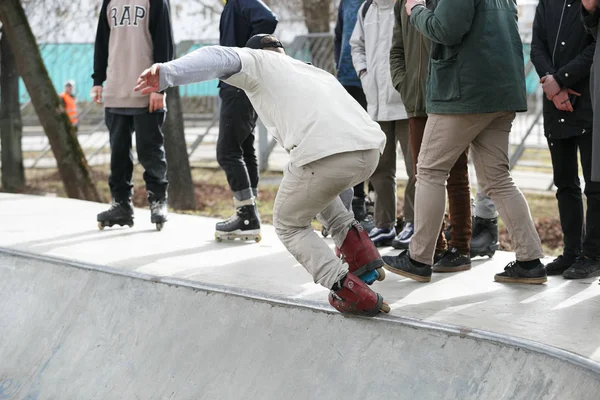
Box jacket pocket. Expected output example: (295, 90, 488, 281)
(428, 58, 461, 102)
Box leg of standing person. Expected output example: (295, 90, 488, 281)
(97, 111, 135, 228)
(471, 183, 500, 258)
(433, 147, 472, 272)
(368, 120, 399, 246)
(562, 133, 600, 278)
(396, 119, 416, 238)
(134, 111, 169, 228)
(215, 86, 261, 239)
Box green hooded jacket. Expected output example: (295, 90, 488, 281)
(389, 0, 432, 118)
(410, 0, 527, 115)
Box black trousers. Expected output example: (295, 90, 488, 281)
(217, 86, 258, 201)
(344, 85, 369, 200)
(105, 110, 168, 203)
(549, 133, 600, 258)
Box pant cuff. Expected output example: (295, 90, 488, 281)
(233, 188, 254, 201)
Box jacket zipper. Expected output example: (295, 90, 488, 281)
(551, 0, 568, 66)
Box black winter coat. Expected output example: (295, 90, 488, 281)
(531, 0, 595, 139)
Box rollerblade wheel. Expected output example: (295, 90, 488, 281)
(97, 222, 105, 230)
(321, 227, 329, 238)
(376, 267, 386, 281)
(255, 234, 262, 243)
(128, 221, 134, 228)
(155, 222, 164, 231)
(380, 302, 391, 313)
(214, 232, 223, 242)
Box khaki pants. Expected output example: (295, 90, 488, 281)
(370, 120, 416, 229)
(409, 112, 543, 265)
(274, 149, 380, 289)
(409, 116, 472, 254)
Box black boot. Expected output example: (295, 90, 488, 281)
(97, 200, 134, 230)
(215, 204, 261, 242)
(352, 196, 375, 233)
(471, 217, 499, 258)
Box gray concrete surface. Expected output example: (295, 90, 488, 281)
(1, 250, 600, 400)
(1, 193, 600, 399)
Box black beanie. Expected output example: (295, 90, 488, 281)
(245, 34, 284, 50)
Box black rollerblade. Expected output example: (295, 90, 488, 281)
(150, 199, 168, 231)
(97, 200, 134, 230)
(215, 204, 261, 242)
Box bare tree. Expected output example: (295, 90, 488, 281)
(0, 0, 101, 201)
(163, 62, 196, 210)
(0, 29, 25, 192)
(302, 0, 331, 33)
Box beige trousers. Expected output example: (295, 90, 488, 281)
(409, 112, 544, 264)
(273, 149, 380, 289)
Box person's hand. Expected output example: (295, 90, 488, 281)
(406, 0, 425, 15)
(134, 64, 160, 95)
(149, 92, 165, 113)
(540, 75, 561, 100)
(91, 86, 103, 104)
(552, 88, 581, 112)
(582, 0, 598, 13)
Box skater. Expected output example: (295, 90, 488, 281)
(383, 0, 547, 284)
(531, 0, 599, 278)
(333, 0, 375, 233)
(91, 0, 173, 231)
(350, 0, 416, 247)
(215, 0, 278, 242)
(135, 34, 390, 317)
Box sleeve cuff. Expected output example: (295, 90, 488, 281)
(583, 5, 600, 27)
(158, 63, 170, 92)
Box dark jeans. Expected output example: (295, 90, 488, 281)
(549, 134, 600, 258)
(105, 110, 167, 203)
(344, 85, 369, 200)
(409, 116, 472, 254)
(218, 86, 258, 201)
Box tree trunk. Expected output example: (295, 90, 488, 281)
(0, 0, 101, 201)
(0, 29, 25, 192)
(164, 86, 196, 210)
(302, 0, 330, 33)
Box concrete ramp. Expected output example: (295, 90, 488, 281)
(1, 250, 600, 400)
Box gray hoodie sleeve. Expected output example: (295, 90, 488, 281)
(158, 46, 242, 91)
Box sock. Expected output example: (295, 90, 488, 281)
(517, 259, 541, 269)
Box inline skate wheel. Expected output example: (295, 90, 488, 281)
(215, 232, 223, 242)
(255, 234, 262, 243)
(155, 222, 164, 231)
(380, 302, 391, 313)
(98, 222, 105, 230)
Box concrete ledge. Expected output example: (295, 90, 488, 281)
(2, 248, 600, 399)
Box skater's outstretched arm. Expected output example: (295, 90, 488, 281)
(134, 46, 243, 95)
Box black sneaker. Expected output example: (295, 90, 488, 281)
(382, 250, 432, 282)
(562, 256, 600, 279)
(433, 247, 471, 273)
(545, 254, 577, 276)
(494, 260, 547, 284)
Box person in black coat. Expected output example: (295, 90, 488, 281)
(531, 0, 599, 278)
(215, 0, 278, 239)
